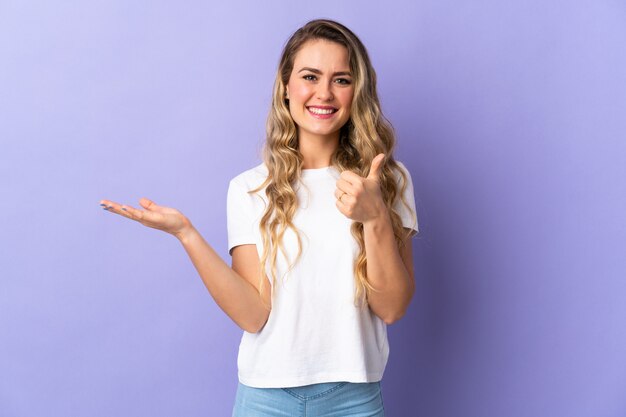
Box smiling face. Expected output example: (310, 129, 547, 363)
(285, 39, 354, 144)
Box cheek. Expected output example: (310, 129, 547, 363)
(340, 91, 354, 110)
(339, 85, 354, 100)
(289, 83, 313, 101)
(296, 85, 313, 101)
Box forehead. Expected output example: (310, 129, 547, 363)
(292, 39, 350, 70)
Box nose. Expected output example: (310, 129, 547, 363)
(316, 81, 334, 101)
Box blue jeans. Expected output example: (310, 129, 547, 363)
(231, 380, 385, 416)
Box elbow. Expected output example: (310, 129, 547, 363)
(383, 311, 405, 325)
(382, 296, 413, 325)
(241, 322, 263, 334)
(368, 275, 415, 325)
(241, 312, 270, 334)
(242, 323, 260, 333)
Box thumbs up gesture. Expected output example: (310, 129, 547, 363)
(335, 153, 388, 224)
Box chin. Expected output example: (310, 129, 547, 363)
(308, 127, 341, 137)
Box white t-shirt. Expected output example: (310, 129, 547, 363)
(226, 161, 418, 388)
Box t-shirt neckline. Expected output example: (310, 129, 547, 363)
(300, 166, 334, 179)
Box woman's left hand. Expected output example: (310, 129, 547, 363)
(335, 153, 388, 224)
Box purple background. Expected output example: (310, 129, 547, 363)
(1, 1, 625, 416)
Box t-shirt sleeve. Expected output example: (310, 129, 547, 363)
(392, 161, 419, 238)
(226, 179, 257, 256)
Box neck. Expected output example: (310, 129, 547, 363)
(298, 131, 339, 169)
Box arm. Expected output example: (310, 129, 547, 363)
(177, 225, 270, 333)
(334, 154, 416, 325)
(363, 210, 415, 325)
(99, 197, 269, 333)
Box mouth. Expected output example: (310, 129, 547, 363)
(306, 106, 338, 119)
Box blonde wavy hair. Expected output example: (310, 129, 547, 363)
(249, 18, 416, 309)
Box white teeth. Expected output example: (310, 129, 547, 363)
(308, 107, 335, 115)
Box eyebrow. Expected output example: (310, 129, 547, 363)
(297, 67, 352, 77)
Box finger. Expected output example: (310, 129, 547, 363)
(335, 197, 350, 217)
(334, 189, 354, 204)
(335, 195, 346, 208)
(100, 199, 122, 212)
(100, 199, 113, 210)
(139, 197, 175, 214)
(118, 203, 146, 221)
(101, 200, 138, 221)
(335, 178, 356, 194)
(367, 153, 385, 181)
(339, 170, 363, 185)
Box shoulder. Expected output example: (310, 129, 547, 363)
(393, 159, 408, 174)
(390, 159, 412, 183)
(229, 162, 269, 191)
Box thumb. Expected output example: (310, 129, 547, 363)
(139, 197, 160, 211)
(367, 153, 385, 182)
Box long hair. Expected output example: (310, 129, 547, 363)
(249, 18, 416, 309)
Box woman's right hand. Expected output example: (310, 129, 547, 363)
(100, 197, 193, 240)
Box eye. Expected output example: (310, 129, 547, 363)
(335, 78, 352, 85)
(303, 74, 317, 81)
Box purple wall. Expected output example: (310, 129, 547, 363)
(1, 1, 625, 416)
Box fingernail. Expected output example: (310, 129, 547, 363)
(100, 203, 106, 207)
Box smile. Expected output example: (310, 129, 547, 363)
(307, 106, 338, 119)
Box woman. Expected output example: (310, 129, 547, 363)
(101, 18, 418, 417)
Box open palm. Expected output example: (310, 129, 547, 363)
(100, 197, 191, 238)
